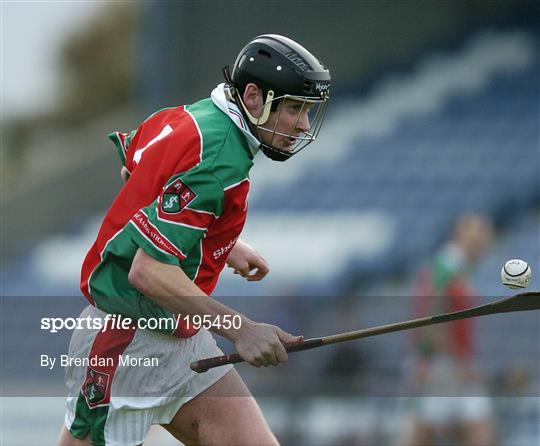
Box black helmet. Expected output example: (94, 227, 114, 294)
(225, 34, 331, 161)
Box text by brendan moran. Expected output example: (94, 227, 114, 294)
(40, 354, 158, 370)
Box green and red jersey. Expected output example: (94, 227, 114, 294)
(412, 243, 476, 359)
(80, 85, 259, 337)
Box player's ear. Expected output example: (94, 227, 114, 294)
(242, 83, 263, 116)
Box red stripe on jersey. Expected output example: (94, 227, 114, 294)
(81, 250, 99, 303)
(130, 211, 186, 260)
(194, 179, 250, 294)
(171, 313, 201, 338)
(82, 321, 137, 408)
(445, 278, 475, 359)
(157, 199, 215, 230)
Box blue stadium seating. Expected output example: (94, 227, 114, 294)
(248, 31, 539, 293)
(3, 28, 538, 301)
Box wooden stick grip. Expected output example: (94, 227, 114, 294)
(190, 338, 323, 373)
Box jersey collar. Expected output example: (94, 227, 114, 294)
(211, 83, 260, 157)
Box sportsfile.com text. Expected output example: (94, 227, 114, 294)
(40, 314, 242, 333)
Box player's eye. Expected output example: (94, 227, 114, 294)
(288, 104, 302, 112)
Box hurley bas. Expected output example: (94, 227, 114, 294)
(40, 354, 159, 370)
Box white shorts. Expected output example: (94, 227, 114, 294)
(411, 396, 492, 425)
(64, 305, 232, 446)
(404, 355, 492, 425)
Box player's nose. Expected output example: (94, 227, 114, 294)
(296, 111, 310, 133)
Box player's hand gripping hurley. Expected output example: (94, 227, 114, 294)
(190, 291, 540, 373)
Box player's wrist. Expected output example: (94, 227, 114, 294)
(221, 316, 254, 343)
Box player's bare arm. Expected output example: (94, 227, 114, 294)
(226, 239, 270, 281)
(128, 248, 301, 367)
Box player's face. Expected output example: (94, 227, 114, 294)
(457, 215, 494, 263)
(259, 98, 314, 152)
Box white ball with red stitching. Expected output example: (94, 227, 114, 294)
(501, 259, 532, 290)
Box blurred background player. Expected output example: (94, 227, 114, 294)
(399, 213, 497, 446)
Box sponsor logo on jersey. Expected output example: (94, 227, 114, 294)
(162, 195, 179, 211)
(161, 179, 197, 214)
(132, 212, 185, 259)
(213, 236, 239, 260)
(83, 367, 110, 406)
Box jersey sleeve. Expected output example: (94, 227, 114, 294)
(108, 129, 138, 168)
(125, 168, 224, 266)
(107, 107, 177, 174)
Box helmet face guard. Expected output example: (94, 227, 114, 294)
(241, 92, 329, 161)
(226, 34, 331, 162)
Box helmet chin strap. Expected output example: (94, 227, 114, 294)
(260, 143, 292, 162)
(236, 90, 274, 126)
